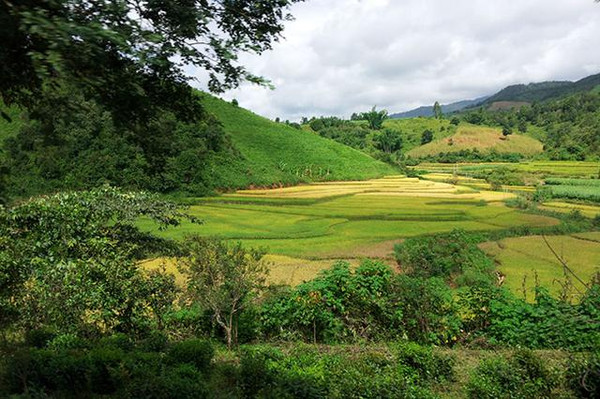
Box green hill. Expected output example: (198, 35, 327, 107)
(481, 73, 600, 106)
(406, 124, 543, 158)
(199, 94, 397, 189)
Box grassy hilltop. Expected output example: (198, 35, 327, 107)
(406, 124, 543, 158)
(200, 94, 397, 189)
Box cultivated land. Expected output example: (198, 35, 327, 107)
(415, 161, 600, 178)
(140, 175, 563, 287)
(406, 124, 544, 158)
(481, 233, 600, 302)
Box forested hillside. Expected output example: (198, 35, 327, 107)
(0, 93, 394, 201)
(461, 91, 600, 160)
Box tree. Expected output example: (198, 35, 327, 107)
(0, 0, 303, 122)
(361, 106, 388, 130)
(433, 101, 443, 119)
(502, 126, 513, 137)
(421, 129, 434, 145)
(179, 237, 268, 349)
(0, 186, 193, 336)
(373, 128, 403, 154)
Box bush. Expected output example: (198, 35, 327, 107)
(395, 342, 455, 383)
(239, 346, 281, 397)
(394, 229, 493, 282)
(566, 352, 600, 398)
(126, 363, 209, 399)
(24, 327, 57, 348)
(466, 350, 556, 399)
(167, 339, 214, 372)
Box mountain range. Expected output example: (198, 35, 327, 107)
(390, 72, 600, 119)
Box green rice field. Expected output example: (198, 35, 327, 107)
(415, 161, 600, 178)
(140, 176, 561, 285)
(481, 233, 600, 302)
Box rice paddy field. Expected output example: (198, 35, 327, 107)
(415, 161, 600, 178)
(480, 233, 600, 302)
(140, 175, 565, 287)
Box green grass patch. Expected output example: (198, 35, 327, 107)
(407, 124, 543, 158)
(199, 94, 397, 188)
(481, 235, 600, 302)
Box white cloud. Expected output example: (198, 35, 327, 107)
(190, 0, 600, 120)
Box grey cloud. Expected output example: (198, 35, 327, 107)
(192, 0, 600, 120)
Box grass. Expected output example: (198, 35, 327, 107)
(199, 93, 397, 189)
(406, 124, 543, 158)
(538, 201, 600, 218)
(140, 176, 560, 284)
(480, 234, 600, 302)
(382, 117, 456, 152)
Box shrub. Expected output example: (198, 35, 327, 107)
(167, 339, 214, 372)
(239, 346, 282, 397)
(24, 327, 57, 348)
(466, 350, 556, 399)
(566, 352, 600, 398)
(395, 342, 455, 383)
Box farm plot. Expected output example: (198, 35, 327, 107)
(415, 161, 600, 178)
(481, 235, 600, 302)
(140, 176, 559, 283)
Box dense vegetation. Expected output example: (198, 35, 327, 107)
(461, 91, 600, 160)
(1, 189, 598, 397)
(0, 93, 394, 201)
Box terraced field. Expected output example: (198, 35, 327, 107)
(141, 176, 560, 285)
(481, 233, 600, 302)
(416, 161, 600, 178)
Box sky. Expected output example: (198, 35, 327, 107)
(191, 0, 600, 121)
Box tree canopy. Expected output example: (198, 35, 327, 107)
(0, 0, 303, 122)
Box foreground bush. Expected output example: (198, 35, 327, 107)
(466, 350, 557, 399)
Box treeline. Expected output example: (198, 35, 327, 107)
(306, 115, 404, 165)
(0, 87, 241, 201)
(461, 91, 600, 160)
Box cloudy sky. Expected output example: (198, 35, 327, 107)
(192, 0, 600, 121)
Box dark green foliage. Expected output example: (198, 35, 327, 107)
(260, 261, 405, 343)
(395, 342, 455, 383)
(361, 106, 388, 130)
(394, 229, 494, 282)
(0, 187, 191, 336)
(261, 260, 462, 345)
(421, 129, 434, 145)
(238, 344, 442, 399)
(318, 124, 371, 149)
(466, 350, 557, 399)
(0, 0, 302, 123)
(460, 91, 600, 160)
(566, 352, 600, 398)
(392, 276, 462, 345)
(410, 148, 524, 163)
(373, 128, 403, 154)
(485, 286, 600, 350)
(2, 90, 235, 198)
(167, 339, 215, 372)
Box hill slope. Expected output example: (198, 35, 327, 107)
(480, 73, 600, 106)
(200, 94, 397, 188)
(406, 124, 543, 158)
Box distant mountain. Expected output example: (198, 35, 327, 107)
(390, 96, 489, 119)
(391, 72, 600, 119)
(481, 73, 600, 105)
